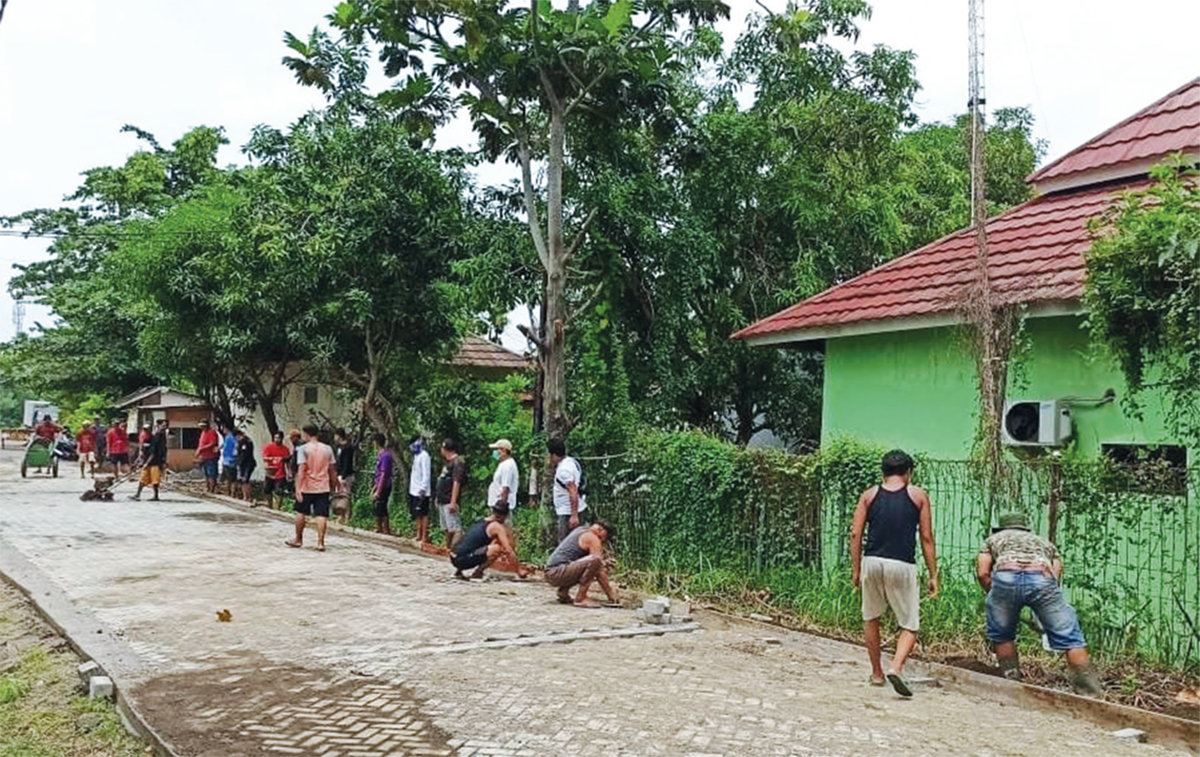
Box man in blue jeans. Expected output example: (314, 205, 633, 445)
(976, 512, 1103, 696)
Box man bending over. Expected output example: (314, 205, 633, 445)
(450, 502, 527, 580)
(545, 521, 618, 608)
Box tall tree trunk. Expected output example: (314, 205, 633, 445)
(542, 103, 569, 442)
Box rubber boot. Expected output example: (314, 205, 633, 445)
(998, 654, 1022, 681)
(1070, 665, 1104, 697)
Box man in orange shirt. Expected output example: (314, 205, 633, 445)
(285, 425, 336, 552)
(76, 421, 97, 478)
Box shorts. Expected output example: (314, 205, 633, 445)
(80, 451, 96, 465)
(221, 465, 238, 483)
(986, 571, 1086, 650)
(861, 556, 920, 631)
(200, 458, 218, 479)
(408, 494, 430, 517)
(373, 487, 392, 518)
(544, 555, 601, 589)
(139, 465, 162, 487)
(437, 502, 461, 532)
(294, 492, 331, 518)
(264, 477, 285, 496)
(236, 465, 255, 483)
(556, 510, 589, 543)
(109, 453, 130, 466)
(451, 545, 490, 571)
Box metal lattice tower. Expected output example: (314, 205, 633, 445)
(12, 300, 25, 334)
(968, 0, 987, 225)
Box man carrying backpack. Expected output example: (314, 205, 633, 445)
(548, 438, 587, 544)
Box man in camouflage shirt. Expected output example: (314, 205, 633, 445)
(976, 512, 1103, 696)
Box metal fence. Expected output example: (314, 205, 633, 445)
(567, 456, 1199, 668)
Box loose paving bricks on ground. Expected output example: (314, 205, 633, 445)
(0, 448, 1188, 756)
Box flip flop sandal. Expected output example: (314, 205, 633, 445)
(869, 677, 886, 687)
(315, 545, 326, 552)
(284, 540, 302, 548)
(886, 672, 913, 697)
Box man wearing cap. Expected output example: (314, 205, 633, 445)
(850, 449, 938, 697)
(450, 502, 527, 580)
(76, 421, 97, 478)
(977, 512, 1104, 696)
(487, 438, 519, 517)
(194, 419, 220, 493)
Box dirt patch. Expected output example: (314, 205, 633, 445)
(133, 652, 453, 756)
(0, 579, 145, 756)
(174, 511, 264, 525)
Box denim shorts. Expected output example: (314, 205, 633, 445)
(201, 458, 218, 479)
(986, 571, 1086, 650)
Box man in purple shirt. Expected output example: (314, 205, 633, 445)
(372, 433, 395, 535)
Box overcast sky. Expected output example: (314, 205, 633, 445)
(1, 0, 1197, 346)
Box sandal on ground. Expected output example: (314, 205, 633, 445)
(869, 677, 886, 687)
(284, 540, 302, 548)
(573, 599, 603, 609)
(886, 671, 913, 697)
(315, 544, 326, 552)
(556, 589, 573, 605)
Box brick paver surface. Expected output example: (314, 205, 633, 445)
(0, 449, 1188, 756)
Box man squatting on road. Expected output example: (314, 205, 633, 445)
(545, 522, 619, 608)
(850, 449, 938, 697)
(450, 501, 527, 580)
(285, 425, 337, 552)
(977, 512, 1104, 696)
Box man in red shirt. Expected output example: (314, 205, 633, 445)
(106, 419, 131, 476)
(35, 416, 60, 441)
(76, 421, 97, 478)
(193, 419, 220, 493)
(285, 425, 336, 552)
(261, 431, 290, 510)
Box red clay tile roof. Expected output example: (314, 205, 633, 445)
(1029, 77, 1200, 187)
(449, 336, 530, 371)
(732, 180, 1144, 343)
(735, 79, 1200, 344)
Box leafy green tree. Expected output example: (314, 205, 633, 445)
(1085, 159, 1200, 446)
(318, 0, 731, 441)
(243, 110, 467, 436)
(0, 126, 228, 403)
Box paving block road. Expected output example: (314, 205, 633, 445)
(0, 448, 1189, 756)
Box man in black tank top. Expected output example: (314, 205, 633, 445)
(849, 450, 939, 697)
(450, 502, 527, 580)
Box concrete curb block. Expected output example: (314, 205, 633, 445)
(0, 554, 181, 757)
(702, 608, 1199, 754)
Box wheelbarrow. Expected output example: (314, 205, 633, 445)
(21, 436, 59, 478)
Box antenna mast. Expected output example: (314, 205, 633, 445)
(12, 300, 25, 334)
(968, 0, 987, 226)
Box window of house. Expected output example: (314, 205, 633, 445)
(303, 386, 320, 405)
(1101, 444, 1188, 496)
(180, 427, 201, 450)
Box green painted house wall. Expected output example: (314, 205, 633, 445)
(820, 315, 1182, 460)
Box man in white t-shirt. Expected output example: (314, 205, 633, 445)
(487, 439, 519, 510)
(408, 437, 433, 545)
(548, 438, 587, 543)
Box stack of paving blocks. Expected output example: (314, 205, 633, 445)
(641, 596, 691, 625)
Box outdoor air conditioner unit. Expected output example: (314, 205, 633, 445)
(1002, 400, 1072, 446)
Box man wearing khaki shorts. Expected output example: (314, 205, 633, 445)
(850, 450, 938, 697)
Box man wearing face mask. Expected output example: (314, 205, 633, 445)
(487, 438, 519, 517)
(408, 436, 432, 545)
